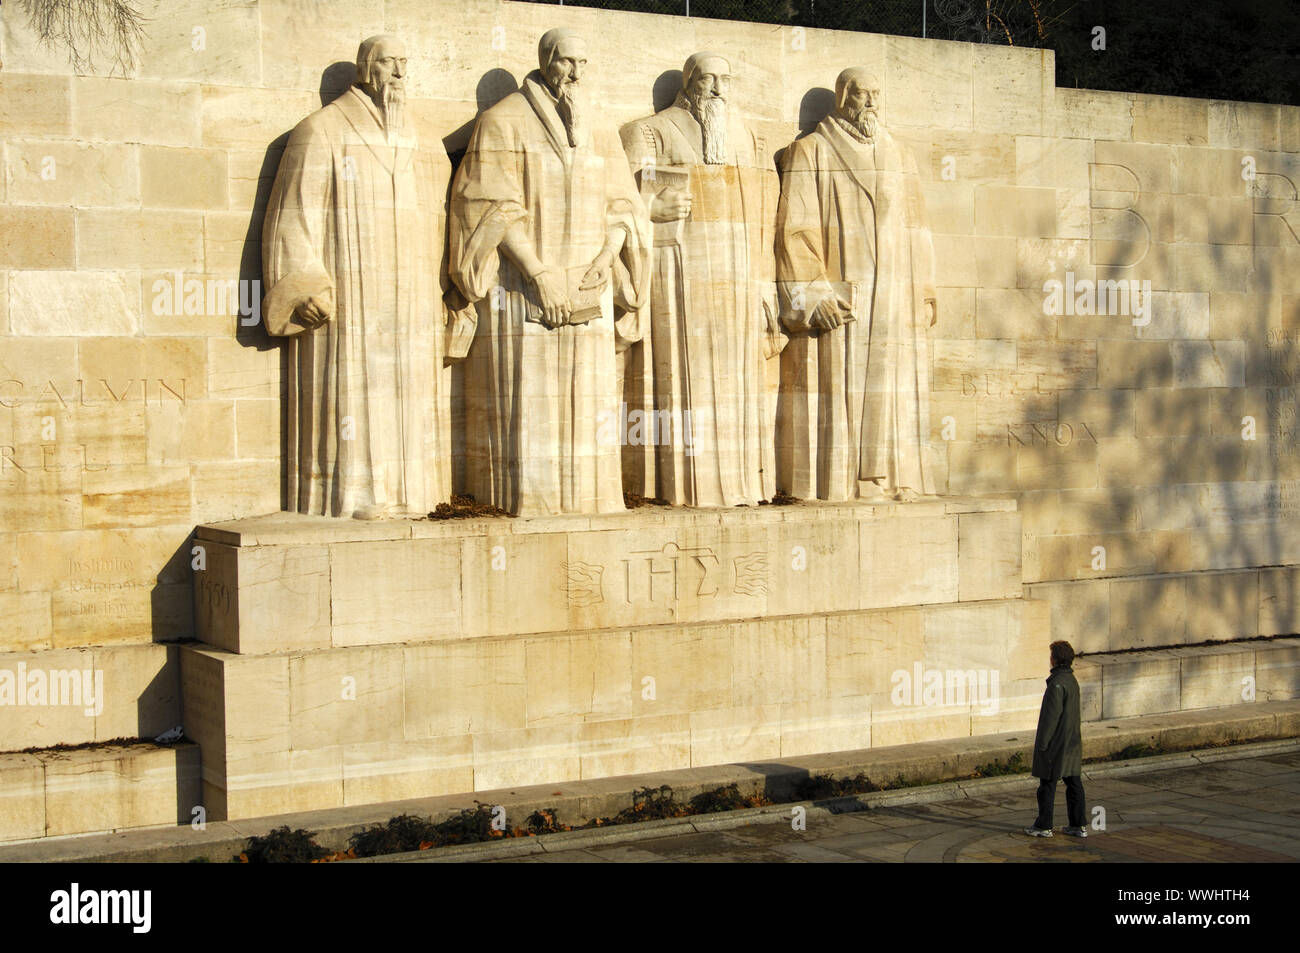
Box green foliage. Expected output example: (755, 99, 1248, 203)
(349, 804, 510, 857)
(429, 802, 506, 844)
(525, 807, 570, 834)
(624, 492, 671, 508)
(428, 493, 507, 520)
(608, 785, 691, 823)
(886, 773, 926, 789)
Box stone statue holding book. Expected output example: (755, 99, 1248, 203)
(449, 27, 651, 516)
(775, 67, 938, 502)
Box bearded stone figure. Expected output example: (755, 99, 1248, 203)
(775, 68, 938, 502)
(619, 52, 782, 508)
(449, 28, 651, 516)
(262, 34, 465, 519)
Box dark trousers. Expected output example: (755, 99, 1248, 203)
(1034, 776, 1086, 829)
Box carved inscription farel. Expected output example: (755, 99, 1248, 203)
(0, 444, 110, 475)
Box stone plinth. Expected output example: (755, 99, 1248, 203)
(184, 499, 1051, 820)
(194, 497, 1023, 654)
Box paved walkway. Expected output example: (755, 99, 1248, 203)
(475, 747, 1300, 863)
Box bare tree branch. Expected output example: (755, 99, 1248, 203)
(20, 0, 149, 76)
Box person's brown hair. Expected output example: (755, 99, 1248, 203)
(1050, 641, 1075, 667)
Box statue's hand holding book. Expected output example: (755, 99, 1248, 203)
(526, 264, 604, 328)
(651, 185, 692, 223)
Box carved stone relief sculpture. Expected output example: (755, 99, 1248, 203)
(620, 52, 783, 507)
(450, 28, 651, 516)
(775, 67, 938, 501)
(262, 34, 463, 519)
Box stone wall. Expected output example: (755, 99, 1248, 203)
(1, 0, 1298, 750)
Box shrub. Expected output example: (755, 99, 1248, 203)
(237, 826, 330, 863)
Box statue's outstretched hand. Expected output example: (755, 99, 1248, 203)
(579, 251, 613, 293)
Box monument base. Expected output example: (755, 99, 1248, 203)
(185, 498, 1051, 820)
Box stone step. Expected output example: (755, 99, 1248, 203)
(1076, 636, 1300, 721)
(1027, 565, 1300, 655)
(0, 741, 199, 843)
(0, 643, 181, 753)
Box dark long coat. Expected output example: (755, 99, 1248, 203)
(1031, 664, 1083, 780)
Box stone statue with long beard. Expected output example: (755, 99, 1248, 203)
(619, 52, 782, 508)
(775, 68, 939, 502)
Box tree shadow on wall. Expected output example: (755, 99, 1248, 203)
(989, 191, 1299, 715)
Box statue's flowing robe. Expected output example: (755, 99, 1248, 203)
(262, 86, 454, 517)
(775, 118, 936, 500)
(450, 73, 650, 516)
(620, 106, 781, 507)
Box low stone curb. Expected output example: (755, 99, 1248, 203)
(360, 736, 1300, 863)
(3, 706, 1296, 864)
